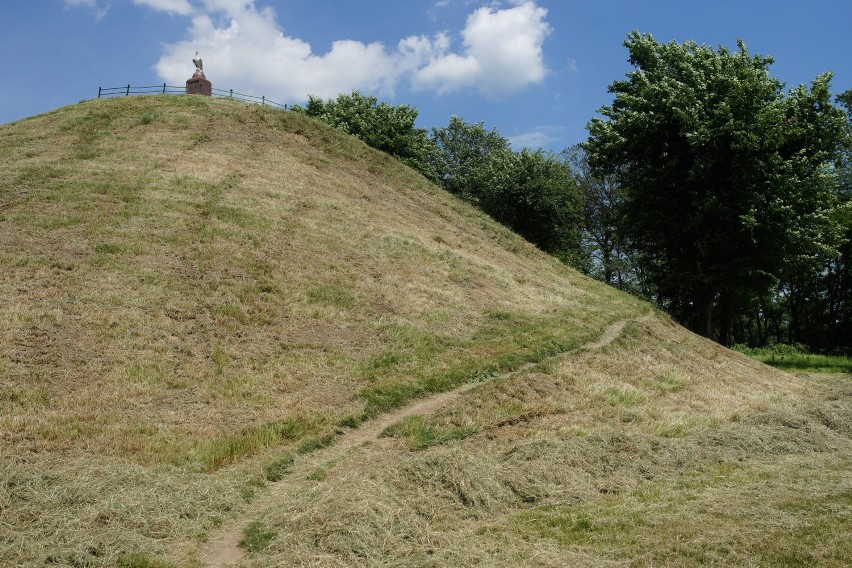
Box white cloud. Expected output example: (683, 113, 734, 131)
(132, 0, 193, 15)
(64, 0, 109, 20)
(509, 125, 563, 150)
(414, 1, 551, 96)
(153, 2, 440, 101)
(70, 0, 552, 102)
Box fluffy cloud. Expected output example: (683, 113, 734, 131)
(508, 125, 564, 150)
(153, 1, 447, 100)
(415, 1, 551, 96)
(74, 1, 552, 102)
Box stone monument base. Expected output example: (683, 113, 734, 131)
(186, 70, 212, 96)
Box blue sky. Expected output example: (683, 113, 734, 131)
(1, 1, 850, 150)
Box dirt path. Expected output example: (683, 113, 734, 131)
(198, 311, 652, 567)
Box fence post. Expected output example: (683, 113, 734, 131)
(126, 84, 130, 96)
(230, 89, 233, 99)
(262, 96, 265, 106)
(98, 87, 102, 99)
(163, 83, 166, 94)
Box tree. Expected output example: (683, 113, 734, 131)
(585, 32, 848, 341)
(429, 117, 586, 265)
(564, 145, 642, 291)
(824, 89, 852, 350)
(429, 116, 516, 205)
(501, 149, 587, 266)
(293, 91, 439, 181)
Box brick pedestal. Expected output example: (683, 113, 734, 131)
(186, 71, 212, 96)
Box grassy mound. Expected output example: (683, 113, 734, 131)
(0, 96, 848, 566)
(1, 95, 640, 564)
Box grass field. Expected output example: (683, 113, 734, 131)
(1, 96, 849, 567)
(735, 345, 852, 374)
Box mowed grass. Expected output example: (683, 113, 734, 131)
(3, 96, 847, 567)
(0, 95, 644, 565)
(739, 350, 852, 374)
(245, 315, 851, 567)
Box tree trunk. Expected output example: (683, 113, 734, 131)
(718, 295, 735, 347)
(699, 289, 715, 339)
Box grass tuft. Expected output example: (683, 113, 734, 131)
(240, 521, 277, 553)
(644, 371, 688, 393)
(201, 416, 318, 471)
(264, 453, 294, 482)
(116, 554, 177, 568)
(382, 415, 478, 450)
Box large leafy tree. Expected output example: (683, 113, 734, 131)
(564, 145, 642, 292)
(824, 89, 852, 350)
(501, 149, 587, 267)
(430, 117, 585, 265)
(585, 32, 847, 341)
(293, 91, 439, 181)
(429, 116, 516, 205)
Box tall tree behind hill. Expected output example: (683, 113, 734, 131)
(293, 91, 440, 182)
(429, 116, 516, 206)
(738, 89, 852, 352)
(585, 32, 848, 342)
(295, 101, 587, 268)
(430, 117, 586, 267)
(822, 90, 852, 350)
(564, 145, 645, 293)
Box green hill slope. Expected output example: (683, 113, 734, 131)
(0, 96, 849, 567)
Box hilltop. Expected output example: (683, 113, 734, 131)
(0, 96, 849, 567)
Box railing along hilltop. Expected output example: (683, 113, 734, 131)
(97, 84, 288, 110)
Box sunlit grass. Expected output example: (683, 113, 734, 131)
(0, 95, 648, 565)
(735, 344, 852, 373)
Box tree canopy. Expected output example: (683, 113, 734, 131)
(292, 91, 439, 181)
(585, 32, 848, 340)
(429, 117, 585, 265)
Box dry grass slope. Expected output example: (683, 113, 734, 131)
(0, 96, 848, 567)
(245, 315, 851, 567)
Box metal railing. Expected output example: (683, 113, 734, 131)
(97, 84, 288, 110)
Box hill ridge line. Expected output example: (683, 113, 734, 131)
(197, 310, 654, 567)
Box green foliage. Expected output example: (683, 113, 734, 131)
(586, 32, 848, 340)
(264, 453, 294, 482)
(292, 91, 439, 180)
(502, 149, 587, 267)
(734, 344, 852, 373)
(565, 145, 641, 292)
(429, 116, 516, 203)
(381, 415, 478, 450)
(430, 116, 586, 266)
(240, 521, 277, 552)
